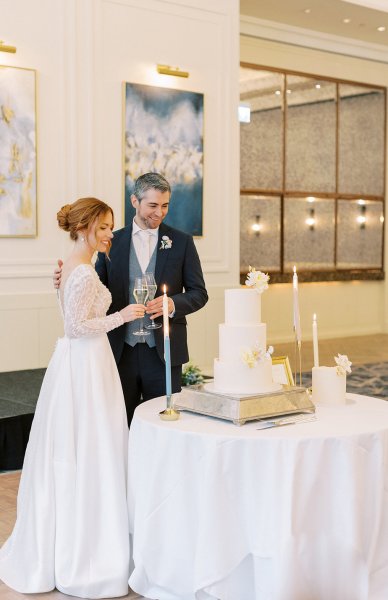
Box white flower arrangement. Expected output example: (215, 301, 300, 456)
(245, 266, 270, 294)
(335, 353, 352, 376)
(160, 235, 172, 250)
(241, 344, 274, 369)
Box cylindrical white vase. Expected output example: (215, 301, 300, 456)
(312, 366, 346, 405)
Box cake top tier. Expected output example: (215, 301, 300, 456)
(225, 288, 262, 325)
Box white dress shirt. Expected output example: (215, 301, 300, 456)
(132, 219, 159, 273)
(131, 219, 175, 316)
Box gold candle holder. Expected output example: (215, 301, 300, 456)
(159, 394, 180, 421)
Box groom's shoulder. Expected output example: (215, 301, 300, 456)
(112, 224, 131, 243)
(162, 223, 192, 244)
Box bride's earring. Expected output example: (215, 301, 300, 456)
(81, 235, 85, 242)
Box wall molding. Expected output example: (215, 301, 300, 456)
(0, 259, 58, 279)
(240, 14, 388, 64)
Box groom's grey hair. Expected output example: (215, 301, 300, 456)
(133, 172, 171, 202)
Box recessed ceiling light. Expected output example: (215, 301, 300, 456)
(286, 89, 291, 94)
(275, 90, 281, 95)
(315, 83, 321, 89)
(343, 18, 351, 24)
(377, 26, 386, 32)
(303, 8, 311, 14)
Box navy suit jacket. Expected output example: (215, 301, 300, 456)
(95, 222, 208, 366)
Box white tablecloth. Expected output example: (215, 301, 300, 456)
(128, 394, 388, 600)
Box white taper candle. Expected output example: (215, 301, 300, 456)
(293, 266, 302, 343)
(312, 313, 319, 368)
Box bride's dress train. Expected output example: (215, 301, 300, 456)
(0, 264, 130, 598)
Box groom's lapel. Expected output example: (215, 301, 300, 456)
(155, 223, 171, 290)
(115, 224, 132, 304)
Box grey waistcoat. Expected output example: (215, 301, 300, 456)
(125, 237, 157, 348)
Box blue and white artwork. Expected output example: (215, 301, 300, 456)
(124, 82, 203, 236)
(0, 66, 37, 236)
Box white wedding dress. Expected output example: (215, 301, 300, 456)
(0, 264, 130, 598)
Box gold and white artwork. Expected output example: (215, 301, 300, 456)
(0, 65, 37, 237)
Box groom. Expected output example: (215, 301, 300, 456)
(95, 172, 208, 424)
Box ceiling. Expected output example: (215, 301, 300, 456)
(240, 0, 388, 47)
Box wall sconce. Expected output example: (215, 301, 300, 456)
(251, 215, 262, 235)
(157, 64, 189, 78)
(305, 208, 315, 231)
(238, 104, 251, 123)
(356, 204, 367, 229)
(0, 40, 16, 53)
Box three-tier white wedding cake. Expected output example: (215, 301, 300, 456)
(212, 270, 281, 395)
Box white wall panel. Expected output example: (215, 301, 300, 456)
(0, 0, 239, 371)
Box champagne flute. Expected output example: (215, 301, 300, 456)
(133, 276, 150, 336)
(145, 272, 162, 330)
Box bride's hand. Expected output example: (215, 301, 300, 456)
(53, 259, 63, 289)
(120, 304, 145, 323)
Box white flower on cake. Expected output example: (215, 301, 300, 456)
(245, 266, 269, 294)
(334, 353, 352, 376)
(241, 344, 274, 368)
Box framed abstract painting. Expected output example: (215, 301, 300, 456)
(0, 65, 37, 237)
(123, 82, 203, 236)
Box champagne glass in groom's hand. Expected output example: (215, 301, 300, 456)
(144, 272, 162, 330)
(133, 276, 150, 336)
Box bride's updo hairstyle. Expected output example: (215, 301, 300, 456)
(57, 197, 114, 243)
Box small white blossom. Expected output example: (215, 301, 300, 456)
(334, 353, 352, 376)
(241, 344, 274, 368)
(160, 236, 172, 250)
(245, 266, 269, 294)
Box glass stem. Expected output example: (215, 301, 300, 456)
(138, 316, 144, 332)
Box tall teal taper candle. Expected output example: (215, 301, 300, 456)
(162, 286, 172, 396)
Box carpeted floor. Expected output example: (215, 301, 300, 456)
(0, 369, 46, 418)
(300, 362, 388, 398)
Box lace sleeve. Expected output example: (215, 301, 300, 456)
(64, 266, 124, 338)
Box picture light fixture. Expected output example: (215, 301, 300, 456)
(0, 41, 16, 53)
(157, 64, 189, 78)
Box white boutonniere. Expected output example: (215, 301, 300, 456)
(241, 344, 274, 369)
(160, 235, 172, 250)
(245, 265, 270, 294)
(334, 353, 352, 376)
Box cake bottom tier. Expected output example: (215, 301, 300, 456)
(213, 356, 281, 395)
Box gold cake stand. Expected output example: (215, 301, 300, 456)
(174, 382, 315, 426)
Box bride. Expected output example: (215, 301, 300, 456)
(0, 198, 144, 598)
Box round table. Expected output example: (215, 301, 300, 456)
(128, 394, 388, 600)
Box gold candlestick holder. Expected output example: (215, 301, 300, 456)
(159, 394, 180, 421)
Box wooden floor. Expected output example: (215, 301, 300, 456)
(0, 472, 144, 600)
(1, 334, 388, 600)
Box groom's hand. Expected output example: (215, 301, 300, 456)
(53, 259, 63, 289)
(146, 296, 174, 319)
